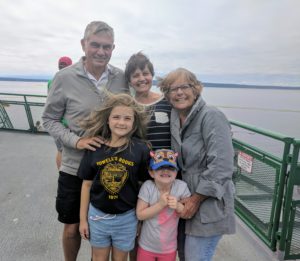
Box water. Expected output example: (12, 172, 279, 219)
(0, 81, 47, 96)
(1, 80, 300, 139)
(202, 87, 300, 139)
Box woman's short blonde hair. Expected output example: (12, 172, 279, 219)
(158, 68, 203, 97)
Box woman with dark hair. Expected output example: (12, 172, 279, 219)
(125, 52, 172, 150)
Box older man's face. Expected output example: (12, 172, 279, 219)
(81, 32, 115, 71)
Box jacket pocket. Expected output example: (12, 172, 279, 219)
(199, 197, 226, 223)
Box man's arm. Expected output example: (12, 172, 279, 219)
(42, 74, 103, 150)
(42, 74, 80, 148)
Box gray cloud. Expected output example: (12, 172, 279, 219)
(0, 0, 299, 85)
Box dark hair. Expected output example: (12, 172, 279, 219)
(125, 52, 154, 84)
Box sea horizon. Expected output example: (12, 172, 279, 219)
(1, 80, 300, 140)
(0, 76, 300, 90)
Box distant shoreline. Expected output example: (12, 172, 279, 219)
(0, 77, 49, 83)
(0, 77, 300, 90)
(203, 82, 300, 90)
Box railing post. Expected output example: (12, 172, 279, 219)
(278, 140, 300, 259)
(23, 95, 35, 133)
(271, 138, 293, 250)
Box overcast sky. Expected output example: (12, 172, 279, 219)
(0, 0, 299, 85)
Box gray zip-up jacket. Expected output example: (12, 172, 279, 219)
(42, 57, 128, 176)
(171, 96, 235, 236)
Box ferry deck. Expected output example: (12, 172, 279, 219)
(0, 130, 287, 261)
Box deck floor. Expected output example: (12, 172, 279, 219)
(0, 131, 286, 260)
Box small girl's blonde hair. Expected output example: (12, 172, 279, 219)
(81, 93, 149, 152)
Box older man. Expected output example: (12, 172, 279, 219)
(42, 21, 128, 261)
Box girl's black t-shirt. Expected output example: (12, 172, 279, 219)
(78, 138, 150, 214)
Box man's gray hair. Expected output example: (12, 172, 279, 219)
(83, 21, 114, 41)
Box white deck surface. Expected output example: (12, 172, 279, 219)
(0, 131, 294, 261)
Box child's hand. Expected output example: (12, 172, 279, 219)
(158, 192, 169, 207)
(167, 195, 178, 209)
(79, 220, 90, 240)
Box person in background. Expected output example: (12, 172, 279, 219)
(47, 56, 73, 91)
(35, 120, 43, 132)
(42, 21, 128, 261)
(47, 56, 73, 169)
(136, 149, 191, 261)
(125, 52, 172, 150)
(78, 93, 150, 261)
(159, 68, 235, 261)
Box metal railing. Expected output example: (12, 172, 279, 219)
(231, 121, 300, 260)
(0, 102, 13, 128)
(0, 93, 47, 133)
(1, 92, 300, 260)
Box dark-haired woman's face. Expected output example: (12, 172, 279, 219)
(129, 66, 153, 94)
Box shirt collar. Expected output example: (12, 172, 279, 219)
(84, 64, 111, 86)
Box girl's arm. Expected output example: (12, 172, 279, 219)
(136, 192, 168, 220)
(79, 180, 93, 240)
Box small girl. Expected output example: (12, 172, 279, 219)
(78, 93, 150, 261)
(136, 149, 191, 261)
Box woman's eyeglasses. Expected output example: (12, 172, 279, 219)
(167, 84, 194, 94)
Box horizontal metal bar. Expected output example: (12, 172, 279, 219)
(233, 138, 283, 164)
(0, 92, 46, 98)
(0, 101, 45, 106)
(230, 120, 294, 143)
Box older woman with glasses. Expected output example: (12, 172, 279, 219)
(159, 68, 235, 261)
